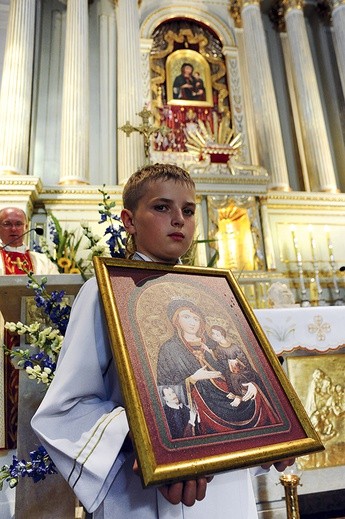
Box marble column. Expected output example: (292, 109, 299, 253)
(116, 0, 145, 184)
(99, 0, 117, 185)
(59, 0, 89, 185)
(0, 0, 36, 176)
(239, 0, 291, 191)
(283, 0, 338, 192)
(329, 0, 345, 98)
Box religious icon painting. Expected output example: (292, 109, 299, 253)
(166, 49, 213, 107)
(94, 257, 324, 487)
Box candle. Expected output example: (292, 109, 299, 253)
(290, 225, 301, 263)
(308, 225, 316, 262)
(324, 225, 334, 262)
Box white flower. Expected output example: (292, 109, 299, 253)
(28, 322, 40, 333)
(5, 322, 17, 333)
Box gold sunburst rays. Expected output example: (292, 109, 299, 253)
(185, 115, 242, 161)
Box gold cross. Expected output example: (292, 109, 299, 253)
(10, 256, 28, 271)
(119, 106, 170, 161)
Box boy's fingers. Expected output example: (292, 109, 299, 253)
(182, 479, 197, 506)
(195, 477, 208, 502)
(158, 477, 209, 506)
(159, 482, 184, 505)
(261, 458, 295, 471)
(273, 458, 295, 472)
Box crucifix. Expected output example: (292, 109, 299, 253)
(119, 106, 170, 162)
(11, 256, 26, 270)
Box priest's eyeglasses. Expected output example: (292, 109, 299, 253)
(0, 221, 25, 228)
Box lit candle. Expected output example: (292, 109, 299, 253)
(308, 225, 316, 262)
(324, 225, 334, 262)
(290, 225, 302, 263)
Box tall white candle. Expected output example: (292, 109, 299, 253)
(290, 225, 302, 263)
(308, 225, 316, 262)
(324, 225, 334, 262)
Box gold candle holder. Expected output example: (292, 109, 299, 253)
(308, 225, 325, 306)
(290, 226, 310, 307)
(279, 472, 302, 519)
(324, 225, 344, 305)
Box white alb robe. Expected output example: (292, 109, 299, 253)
(32, 276, 262, 519)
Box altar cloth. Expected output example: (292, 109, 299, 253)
(255, 306, 345, 354)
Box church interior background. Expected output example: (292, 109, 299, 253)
(0, 0, 344, 517)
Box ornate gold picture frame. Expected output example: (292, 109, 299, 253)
(166, 49, 213, 107)
(94, 257, 323, 487)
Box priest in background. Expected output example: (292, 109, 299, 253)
(0, 206, 59, 275)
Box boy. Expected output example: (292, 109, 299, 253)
(32, 164, 292, 519)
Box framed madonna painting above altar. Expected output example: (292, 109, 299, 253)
(166, 49, 213, 107)
(94, 257, 324, 488)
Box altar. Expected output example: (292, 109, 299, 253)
(254, 305, 345, 518)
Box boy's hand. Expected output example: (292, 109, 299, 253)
(133, 459, 213, 506)
(261, 458, 295, 472)
(158, 476, 213, 506)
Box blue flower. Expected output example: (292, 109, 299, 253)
(0, 448, 57, 489)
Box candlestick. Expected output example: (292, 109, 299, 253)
(307, 225, 326, 305)
(324, 226, 344, 305)
(280, 473, 302, 519)
(290, 226, 310, 307)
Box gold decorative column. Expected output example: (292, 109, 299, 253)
(0, 0, 36, 176)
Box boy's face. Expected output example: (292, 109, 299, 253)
(121, 179, 196, 263)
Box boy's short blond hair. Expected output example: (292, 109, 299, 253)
(122, 163, 195, 212)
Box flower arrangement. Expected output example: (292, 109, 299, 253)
(4, 271, 68, 388)
(0, 187, 126, 490)
(0, 270, 72, 489)
(33, 187, 126, 279)
(34, 213, 90, 276)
